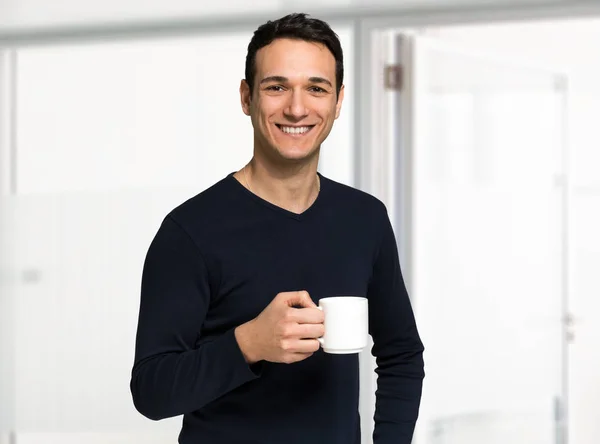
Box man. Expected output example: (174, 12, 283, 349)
(130, 12, 424, 444)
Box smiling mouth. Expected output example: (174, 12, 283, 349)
(276, 124, 315, 136)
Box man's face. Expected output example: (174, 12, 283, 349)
(240, 38, 344, 163)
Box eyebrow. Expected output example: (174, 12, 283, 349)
(260, 76, 333, 88)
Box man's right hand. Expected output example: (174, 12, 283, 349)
(234, 291, 325, 364)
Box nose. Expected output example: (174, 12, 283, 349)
(284, 89, 309, 120)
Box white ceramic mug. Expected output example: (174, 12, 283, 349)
(317, 296, 368, 354)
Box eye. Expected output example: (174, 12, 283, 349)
(265, 85, 285, 92)
(309, 86, 327, 93)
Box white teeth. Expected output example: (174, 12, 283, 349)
(280, 126, 311, 134)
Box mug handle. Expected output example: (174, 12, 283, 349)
(316, 306, 325, 346)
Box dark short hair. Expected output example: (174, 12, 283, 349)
(245, 13, 344, 98)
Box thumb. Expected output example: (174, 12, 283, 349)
(286, 290, 317, 308)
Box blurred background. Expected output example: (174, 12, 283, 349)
(1, 1, 599, 443)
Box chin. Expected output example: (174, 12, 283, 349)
(276, 147, 319, 162)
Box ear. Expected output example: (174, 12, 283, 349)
(334, 84, 345, 120)
(240, 79, 252, 116)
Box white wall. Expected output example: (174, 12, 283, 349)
(9, 191, 189, 434)
(426, 19, 600, 444)
(16, 33, 254, 193)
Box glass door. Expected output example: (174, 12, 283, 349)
(393, 33, 568, 444)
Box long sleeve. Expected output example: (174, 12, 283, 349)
(368, 208, 425, 444)
(130, 216, 261, 421)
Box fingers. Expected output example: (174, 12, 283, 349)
(281, 338, 321, 354)
(264, 291, 324, 365)
(282, 290, 317, 309)
(281, 322, 324, 340)
(289, 307, 325, 324)
(278, 317, 324, 340)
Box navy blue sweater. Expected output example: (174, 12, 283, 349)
(130, 173, 424, 444)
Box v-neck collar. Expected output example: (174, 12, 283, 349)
(227, 171, 325, 221)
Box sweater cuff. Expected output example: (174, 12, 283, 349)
(225, 327, 265, 378)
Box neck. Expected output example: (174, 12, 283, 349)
(240, 156, 321, 214)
